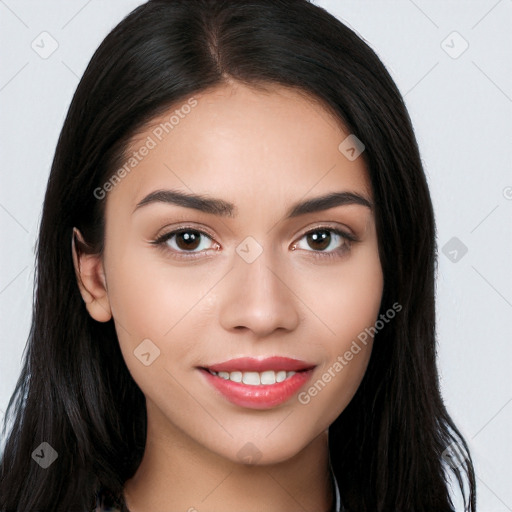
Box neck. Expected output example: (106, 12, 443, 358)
(123, 401, 334, 512)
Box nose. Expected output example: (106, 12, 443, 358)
(217, 243, 301, 338)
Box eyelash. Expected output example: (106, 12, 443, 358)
(150, 224, 357, 262)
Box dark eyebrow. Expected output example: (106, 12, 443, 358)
(286, 191, 372, 217)
(133, 189, 236, 217)
(133, 189, 372, 218)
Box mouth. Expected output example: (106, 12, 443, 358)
(197, 356, 316, 409)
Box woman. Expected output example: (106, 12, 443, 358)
(0, 0, 476, 510)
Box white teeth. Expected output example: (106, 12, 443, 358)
(229, 371, 242, 383)
(208, 369, 297, 385)
(260, 370, 276, 385)
(242, 371, 260, 385)
(276, 370, 287, 383)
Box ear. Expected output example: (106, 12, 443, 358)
(71, 227, 112, 322)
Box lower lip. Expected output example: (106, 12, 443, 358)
(199, 368, 314, 409)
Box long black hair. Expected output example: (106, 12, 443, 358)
(0, 0, 476, 510)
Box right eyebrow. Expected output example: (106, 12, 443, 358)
(133, 189, 236, 217)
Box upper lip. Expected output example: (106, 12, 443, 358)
(202, 356, 316, 373)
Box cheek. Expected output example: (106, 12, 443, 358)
(104, 259, 204, 413)
(103, 247, 214, 387)
(327, 247, 383, 376)
(293, 246, 383, 423)
(296, 243, 383, 348)
(106, 246, 211, 337)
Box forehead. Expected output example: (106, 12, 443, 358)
(107, 82, 371, 213)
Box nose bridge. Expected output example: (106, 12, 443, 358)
(239, 239, 282, 300)
(218, 235, 300, 335)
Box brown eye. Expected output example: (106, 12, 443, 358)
(173, 230, 202, 251)
(152, 228, 217, 258)
(306, 230, 332, 251)
(292, 226, 356, 261)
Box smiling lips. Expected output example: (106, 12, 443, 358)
(199, 356, 316, 409)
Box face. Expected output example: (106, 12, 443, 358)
(75, 82, 383, 465)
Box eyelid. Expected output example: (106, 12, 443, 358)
(153, 222, 216, 241)
(295, 222, 358, 242)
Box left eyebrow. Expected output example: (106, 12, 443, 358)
(132, 189, 372, 218)
(285, 191, 372, 218)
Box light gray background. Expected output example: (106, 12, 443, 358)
(1, 1, 511, 510)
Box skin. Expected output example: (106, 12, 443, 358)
(73, 81, 383, 512)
